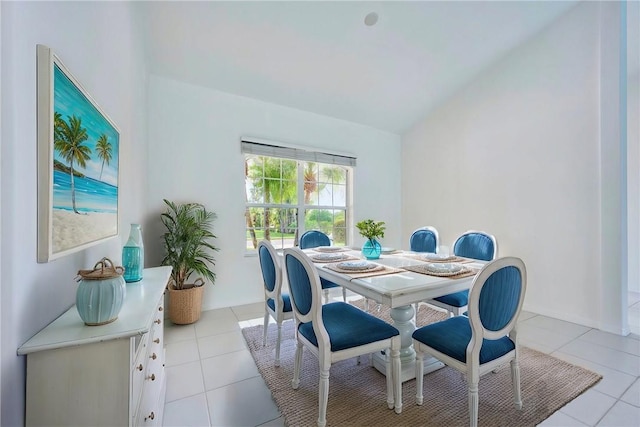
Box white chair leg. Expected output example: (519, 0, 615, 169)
(415, 350, 424, 405)
(468, 381, 479, 427)
(262, 312, 269, 346)
(318, 367, 330, 427)
(364, 298, 370, 312)
(385, 348, 393, 409)
(323, 288, 330, 304)
(341, 287, 347, 302)
(413, 302, 419, 325)
(511, 358, 523, 410)
(292, 342, 303, 389)
(391, 344, 402, 414)
(275, 322, 282, 367)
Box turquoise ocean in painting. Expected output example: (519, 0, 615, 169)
(53, 170, 117, 213)
(53, 63, 119, 213)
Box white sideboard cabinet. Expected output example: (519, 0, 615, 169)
(18, 266, 171, 427)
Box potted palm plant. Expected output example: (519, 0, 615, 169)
(356, 219, 385, 260)
(161, 199, 218, 324)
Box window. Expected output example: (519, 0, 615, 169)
(243, 140, 355, 251)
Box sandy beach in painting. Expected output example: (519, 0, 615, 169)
(52, 209, 117, 253)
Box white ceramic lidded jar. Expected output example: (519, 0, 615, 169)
(76, 257, 126, 326)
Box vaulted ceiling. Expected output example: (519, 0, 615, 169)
(137, 1, 580, 134)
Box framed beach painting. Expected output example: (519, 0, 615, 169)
(37, 45, 119, 262)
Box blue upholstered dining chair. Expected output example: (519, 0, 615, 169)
(413, 256, 527, 427)
(409, 226, 440, 317)
(283, 247, 403, 427)
(258, 240, 293, 367)
(426, 230, 498, 317)
(299, 230, 347, 304)
(409, 226, 439, 253)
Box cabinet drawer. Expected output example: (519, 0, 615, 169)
(135, 356, 165, 426)
(131, 332, 149, 417)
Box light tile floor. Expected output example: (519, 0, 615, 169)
(163, 290, 640, 427)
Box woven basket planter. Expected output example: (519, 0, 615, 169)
(167, 279, 204, 325)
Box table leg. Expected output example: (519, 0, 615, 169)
(372, 304, 444, 382)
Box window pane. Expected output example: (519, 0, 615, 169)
(245, 157, 263, 203)
(332, 210, 347, 245)
(305, 209, 334, 238)
(271, 208, 297, 250)
(246, 207, 297, 250)
(264, 178, 281, 203)
(303, 162, 319, 205)
(332, 183, 346, 207)
(245, 207, 263, 250)
(318, 185, 332, 206)
(281, 159, 297, 204)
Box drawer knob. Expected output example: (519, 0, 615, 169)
(150, 352, 157, 360)
(145, 411, 155, 421)
(153, 338, 160, 344)
(137, 364, 144, 371)
(147, 373, 156, 381)
(158, 306, 164, 312)
(154, 319, 161, 325)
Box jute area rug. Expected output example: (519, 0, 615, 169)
(242, 300, 601, 426)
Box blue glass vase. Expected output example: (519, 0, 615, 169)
(362, 238, 382, 260)
(122, 224, 144, 283)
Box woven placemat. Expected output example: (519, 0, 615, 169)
(309, 253, 360, 263)
(243, 301, 602, 427)
(403, 263, 478, 279)
(323, 263, 404, 279)
(401, 253, 473, 263)
(313, 246, 351, 253)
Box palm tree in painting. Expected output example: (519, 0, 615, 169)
(95, 134, 113, 182)
(54, 114, 91, 214)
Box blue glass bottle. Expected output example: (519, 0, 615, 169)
(122, 223, 144, 282)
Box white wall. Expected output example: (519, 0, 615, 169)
(0, 4, 3, 423)
(629, 70, 639, 294)
(0, 2, 147, 425)
(146, 75, 402, 310)
(627, 0, 640, 294)
(402, 1, 626, 332)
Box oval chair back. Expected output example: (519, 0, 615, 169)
(299, 230, 331, 249)
(284, 247, 402, 426)
(467, 257, 527, 360)
(298, 230, 346, 303)
(409, 226, 439, 253)
(453, 230, 498, 261)
(426, 230, 498, 317)
(414, 256, 527, 427)
(258, 240, 280, 295)
(283, 247, 324, 334)
(258, 240, 293, 366)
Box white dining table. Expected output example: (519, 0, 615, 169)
(302, 247, 486, 382)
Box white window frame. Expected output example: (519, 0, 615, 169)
(242, 138, 355, 252)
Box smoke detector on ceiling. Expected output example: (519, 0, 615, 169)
(364, 12, 379, 26)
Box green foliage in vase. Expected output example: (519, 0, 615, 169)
(161, 199, 219, 290)
(355, 219, 386, 242)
